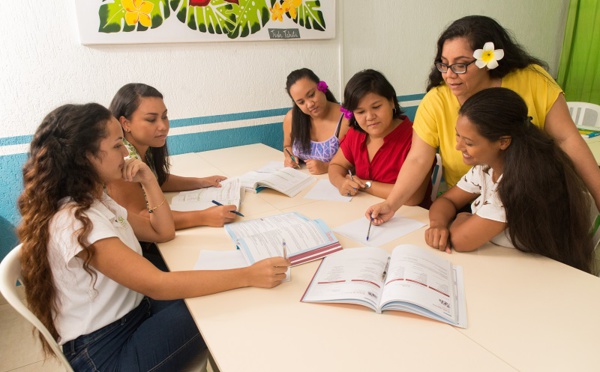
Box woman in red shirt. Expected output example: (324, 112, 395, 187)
(328, 69, 431, 206)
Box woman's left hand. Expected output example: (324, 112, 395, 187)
(201, 175, 227, 188)
(305, 159, 328, 175)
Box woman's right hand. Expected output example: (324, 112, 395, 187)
(245, 257, 291, 288)
(201, 205, 238, 227)
(284, 155, 299, 169)
(123, 158, 155, 185)
(365, 201, 395, 226)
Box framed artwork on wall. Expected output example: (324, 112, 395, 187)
(75, 0, 335, 45)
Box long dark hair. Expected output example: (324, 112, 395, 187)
(427, 15, 548, 91)
(109, 83, 170, 185)
(285, 68, 338, 154)
(17, 103, 113, 356)
(342, 69, 404, 134)
(459, 88, 593, 273)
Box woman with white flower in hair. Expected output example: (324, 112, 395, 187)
(367, 15, 600, 224)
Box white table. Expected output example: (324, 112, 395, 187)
(159, 143, 600, 372)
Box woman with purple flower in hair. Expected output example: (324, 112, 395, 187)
(283, 68, 350, 174)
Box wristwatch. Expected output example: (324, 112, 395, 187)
(364, 181, 372, 189)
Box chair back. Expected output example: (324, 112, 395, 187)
(0, 244, 74, 372)
(431, 153, 443, 201)
(567, 101, 600, 130)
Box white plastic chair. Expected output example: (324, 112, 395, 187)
(0, 244, 215, 371)
(431, 153, 443, 201)
(0, 244, 74, 371)
(567, 101, 600, 130)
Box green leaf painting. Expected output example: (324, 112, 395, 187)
(96, 0, 327, 39)
(99, 0, 171, 33)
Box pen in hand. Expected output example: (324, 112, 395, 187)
(347, 169, 354, 181)
(366, 216, 373, 241)
(211, 200, 244, 217)
(285, 148, 299, 168)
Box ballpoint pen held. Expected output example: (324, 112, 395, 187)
(211, 200, 244, 217)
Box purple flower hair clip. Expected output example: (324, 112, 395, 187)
(317, 81, 328, 93)
(340, 106, 353, 119)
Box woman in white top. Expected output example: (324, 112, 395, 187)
(425, 88, 593, 273)
(17, 103, 290, 371)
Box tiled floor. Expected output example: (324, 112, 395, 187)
(0, 293, 215, 372)
(0, 299, 64, 372)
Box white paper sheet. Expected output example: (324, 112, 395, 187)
(304, 179, 352, 202)
(334, 216, 426, 247)
(194, 250, 248, 270)
(193, 249, 291, 281)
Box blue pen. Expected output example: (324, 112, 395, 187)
(211, 200, 244, 217)
(366, 217, 373, 241)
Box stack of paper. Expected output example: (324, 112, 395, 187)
(224, 212, 343, 266)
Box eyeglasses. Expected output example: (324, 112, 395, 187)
(435, 60, 476, 74)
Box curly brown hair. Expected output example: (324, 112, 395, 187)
(17, 103, 112, 357)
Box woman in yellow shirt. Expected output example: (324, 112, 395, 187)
(367, 15, 600, 224)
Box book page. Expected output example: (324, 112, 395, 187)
(380, 244, 466, 327)
(301, 247, 389, 311)
(258, 168, 314, 197)
(224, 212, 341, 265)
(170, 178, 242, 212)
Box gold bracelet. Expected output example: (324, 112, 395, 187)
(148, 198, 166, 214)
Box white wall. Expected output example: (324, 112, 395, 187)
(0, 0, 567, 138)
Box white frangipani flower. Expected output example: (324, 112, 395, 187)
(473, 42, 505, 70)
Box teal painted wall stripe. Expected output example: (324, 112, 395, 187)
(0, 135, 33, 146)
(171, 108, 291, 128)
(0, 94, 424, 261)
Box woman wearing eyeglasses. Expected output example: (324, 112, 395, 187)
(367, 15, 600, 224)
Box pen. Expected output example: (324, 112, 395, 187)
(366, 217, 373, 241)
(282, 239, 288, 260)
(285, 148, 298, 164)
(211, 200, 244, 217)
(382, 257, 390, 282)
(347, 169, 354, 181)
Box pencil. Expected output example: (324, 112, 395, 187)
(211, 200, 244, 217)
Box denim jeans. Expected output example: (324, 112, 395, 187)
(63, 297, 205, 371)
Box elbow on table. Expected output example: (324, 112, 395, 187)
(154, 230, 176, 243)
(449, 237, 481, 252)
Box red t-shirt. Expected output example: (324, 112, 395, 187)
(339, 116, 432, 208)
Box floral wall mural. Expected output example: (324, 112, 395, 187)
(76, 0, 335, 44)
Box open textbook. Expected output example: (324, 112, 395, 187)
(170, 178, 243, 212)
(224, 212, 342, 266)
(236, 167, 314, 197)
(301, 245, 467, 328)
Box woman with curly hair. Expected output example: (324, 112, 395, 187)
(17, 103, 289, 370)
